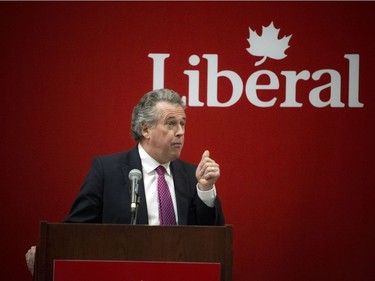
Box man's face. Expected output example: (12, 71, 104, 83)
(142, 101, 186, 164)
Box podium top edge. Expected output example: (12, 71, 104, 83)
(39, 221, 233, 229)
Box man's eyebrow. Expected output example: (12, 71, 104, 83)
(165, 116, 177, 121)
(165, 115, 186, 120)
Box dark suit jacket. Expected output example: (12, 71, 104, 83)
(65, 146, 224, 225)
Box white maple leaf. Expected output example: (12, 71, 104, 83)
(246, 22, 292, 66)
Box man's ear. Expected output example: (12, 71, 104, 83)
(141, 123, 150, 139)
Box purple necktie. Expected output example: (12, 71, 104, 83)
(155, 165, 176, 225)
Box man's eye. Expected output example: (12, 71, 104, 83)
(167, 121, 176, 127)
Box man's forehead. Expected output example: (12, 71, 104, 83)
(157, 102, 186, 118)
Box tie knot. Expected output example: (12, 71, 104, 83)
(155, 165, 166, 176)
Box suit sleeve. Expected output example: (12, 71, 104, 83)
(192, 192, 225, 226)
(64, 157, 104, 223)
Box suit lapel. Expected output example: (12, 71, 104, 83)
(170, 160, 189, 225)
(121, 146, 149, 225)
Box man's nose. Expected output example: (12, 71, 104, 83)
(176, 124, 184, 136)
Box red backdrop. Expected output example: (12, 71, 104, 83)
(1, 2, 374, 281)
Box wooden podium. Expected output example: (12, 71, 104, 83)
(34, 221, 233, 281)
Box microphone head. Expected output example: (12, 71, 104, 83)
(129, 169, 142, 181)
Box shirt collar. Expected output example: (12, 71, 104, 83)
(138, 143, 171, 175)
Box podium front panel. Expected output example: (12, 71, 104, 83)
(35, 222, 232, 281)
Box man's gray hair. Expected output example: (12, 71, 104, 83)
(131, 89, 185, 141)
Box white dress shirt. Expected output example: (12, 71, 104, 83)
(138, 144, 216, 225)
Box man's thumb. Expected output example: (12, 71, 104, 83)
(202, 150, 210, 160)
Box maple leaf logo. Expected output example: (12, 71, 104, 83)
(246, 22, 292, 66)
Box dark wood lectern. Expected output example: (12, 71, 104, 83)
(34, 221, 232, 281)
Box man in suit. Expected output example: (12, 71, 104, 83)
(65, 88, 224, 225)
(26, 89, 224, 273)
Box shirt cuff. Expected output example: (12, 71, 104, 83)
(196, 184, 217, 207)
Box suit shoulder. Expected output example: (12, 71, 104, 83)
(92, 147, 138, 167)
(96, 145, 138, 160)
(95, 150, 129, 161)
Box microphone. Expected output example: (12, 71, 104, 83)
(129, 169, 142, 223)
